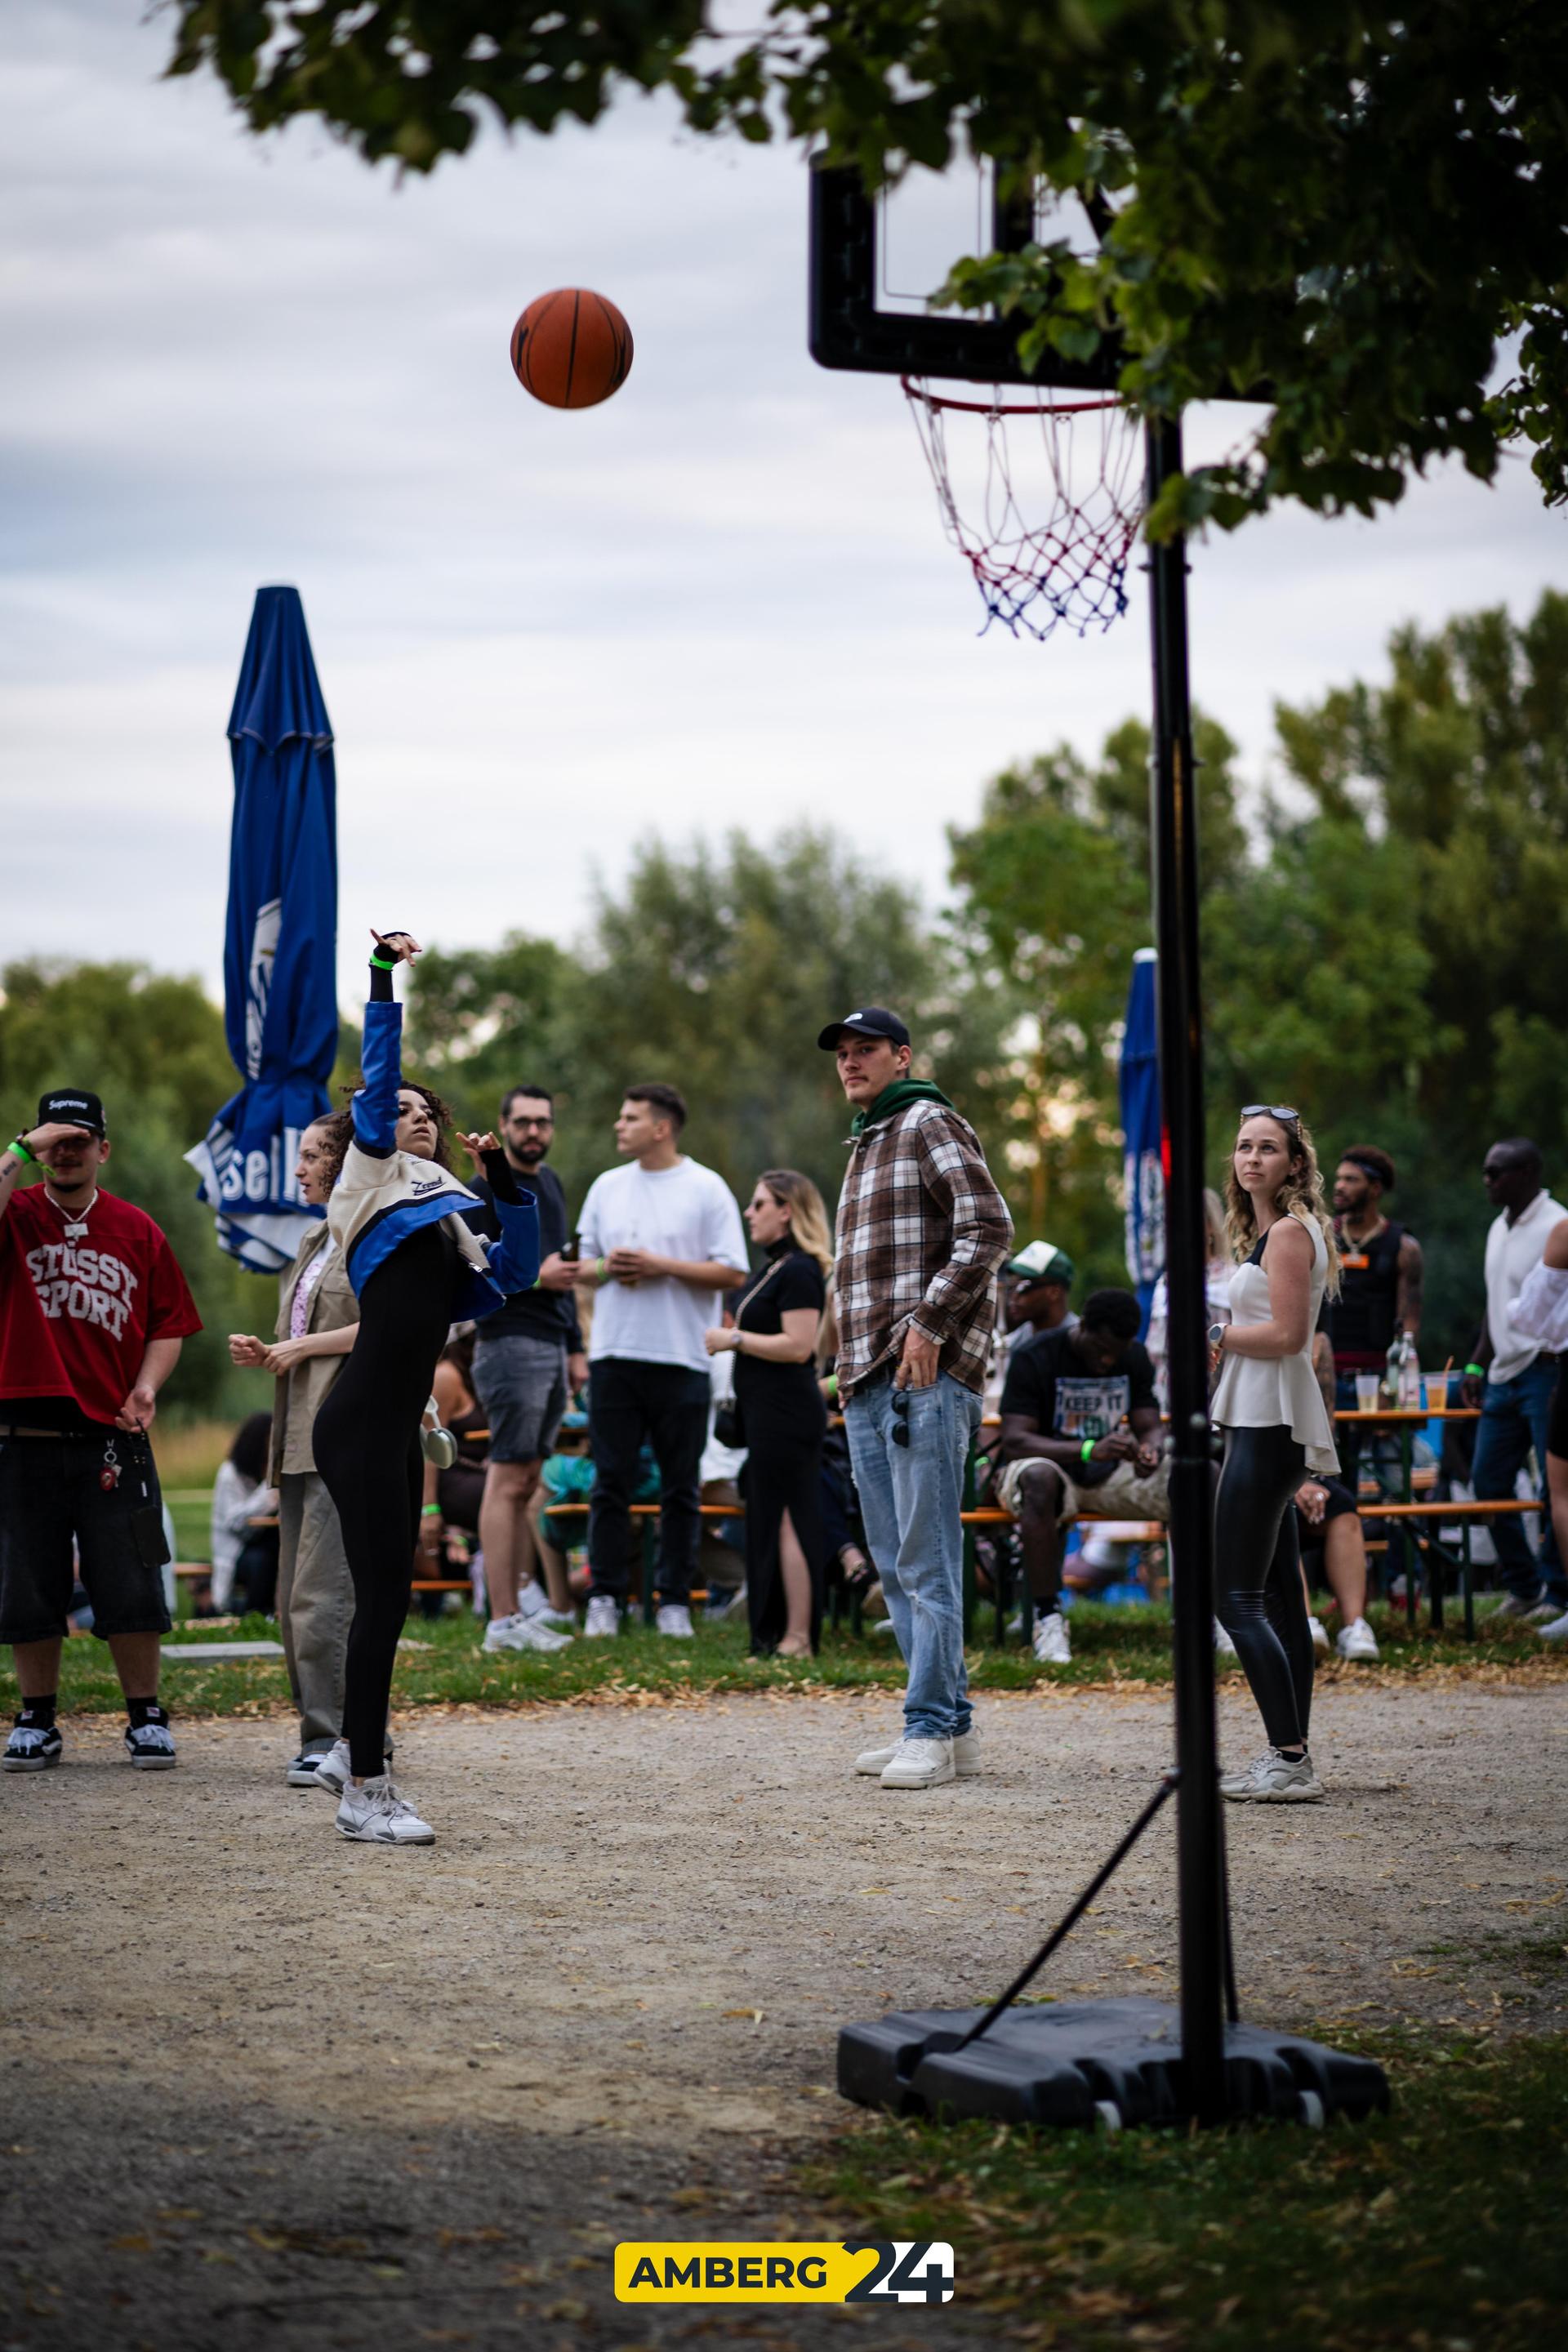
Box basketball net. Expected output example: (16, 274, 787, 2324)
(902, 378, 1144, 642)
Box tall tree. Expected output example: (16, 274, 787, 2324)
(947, 715, 1245, 1283)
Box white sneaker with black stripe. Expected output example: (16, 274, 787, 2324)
(336, 1773, 435, 1845)
(124, 1718, 177, 1771)
(4, 1721, 62, 1772)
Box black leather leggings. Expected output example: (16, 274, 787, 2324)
(314, 1224, 456, 1778)
(1214, 1424, 1315, 1751)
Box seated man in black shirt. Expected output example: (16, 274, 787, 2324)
(995, 1289, 1168, 1667)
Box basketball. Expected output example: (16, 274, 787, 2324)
(509, 288, 634, 409)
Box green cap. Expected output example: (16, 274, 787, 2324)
(1004, 1241, 1075, 1289)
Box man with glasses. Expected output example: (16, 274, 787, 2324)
(821, 1009, 1012, 1790)
(466, 1085, 587, 1650)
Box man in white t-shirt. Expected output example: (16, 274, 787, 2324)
(576, 1085, 747, 1637)
(1463, 1137, 1568, 1617)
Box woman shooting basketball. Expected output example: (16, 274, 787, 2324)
(311, 929, 540, 1846)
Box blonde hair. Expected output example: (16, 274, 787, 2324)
(759, 1168, 834, 1279)
(1223, 1113, 1340, 1294)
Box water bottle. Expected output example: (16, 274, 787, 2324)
(1382, 1330, 1402, 1407)
(1396, 1331, 1422, 1408)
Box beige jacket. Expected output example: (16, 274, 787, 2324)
(269, 1224, 360, 1480)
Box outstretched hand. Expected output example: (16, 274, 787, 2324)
(370, 928, 422, 966)
(457, 1129, 499, 1172)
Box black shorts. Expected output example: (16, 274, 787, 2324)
(1294, 1473, 1356, 1544)
(1548, 1359, 1568, 1463)
(0, 1428, 172, 1645)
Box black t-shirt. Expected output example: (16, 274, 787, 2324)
(464, 1161, 583, 1348)
(734, 1249, 826, 1413)
(999, 1327, 1158, 1446)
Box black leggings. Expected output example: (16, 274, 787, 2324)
(1214, 1424, 1315, 1751)
(314, 1224, 456, 1777)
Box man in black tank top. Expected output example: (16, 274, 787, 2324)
(1329, 1146, 1424, 1512)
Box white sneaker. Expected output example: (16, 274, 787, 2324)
(314, 1738, 351, 1795)
(1538, 1609, 1568, 1642)
(655, 1603, 695, 1638)
(879, 1736, 956, 1790)
(1309, 1615, 1330, 1654)
(1220, 1747, 1325, 1803)
(583, 1595, 620, 1638)
(1213, 1619, 1239, 1659)
(335, 1773, 435, 1844)
(1336, 1615, 1379, 1662)
(1031, 1610, 1071, 1665)
(857, 1727, 982, 1777)
(516, 1580, 575, 1630)
(482, 1612, 572, 1654)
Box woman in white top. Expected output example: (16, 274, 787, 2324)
(1209, 1106, 1339, 1802)
(1511, 1212, 1568, 1640)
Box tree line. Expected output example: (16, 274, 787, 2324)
(4, 593, 1563, 1419)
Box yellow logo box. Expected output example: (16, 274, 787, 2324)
(615, 2240, 955, 2305)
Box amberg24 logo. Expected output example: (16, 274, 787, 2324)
(614, 2238, 954, 2305)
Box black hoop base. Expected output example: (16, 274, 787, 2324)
(838, 1997, 1388, 2132)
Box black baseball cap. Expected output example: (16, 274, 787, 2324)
(38, 1088, 106, 1135)
(817, 1007, 911, 1052)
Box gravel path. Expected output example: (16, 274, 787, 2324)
(4, 1680, 1565, 2350)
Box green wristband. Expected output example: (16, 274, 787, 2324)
(7, 1136, 34, 1165)
(421, 1503, 442, 1517)
(1463, 1361, 1485, 1379)
(596, 1256, 608, 1279)
(1080, 1437, 1097, 1463)
(370, 951, 398, 971)
(825, 1373, 839, 1400)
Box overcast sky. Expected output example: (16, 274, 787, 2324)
(3, 0, 1565, 1008)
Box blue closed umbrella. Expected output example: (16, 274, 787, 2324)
(1119, 947, 1165, 1323)
(186, 586, 339, 1274)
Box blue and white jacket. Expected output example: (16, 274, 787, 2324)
(327, 981, 539, 1319)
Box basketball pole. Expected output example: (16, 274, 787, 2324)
(1145, 412, 1230, 2128)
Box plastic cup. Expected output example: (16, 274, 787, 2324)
(1354, 1373, 1379, 1412)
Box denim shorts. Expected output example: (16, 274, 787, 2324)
(472, 1332, 568, 1464)
(0, 1428, 172, 1645)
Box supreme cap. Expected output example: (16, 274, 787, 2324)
(38, 1089, 106, 1134)
(817, 1007, 911, 1052)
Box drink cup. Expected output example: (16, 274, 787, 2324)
(1354, 1373, 1379, 1412)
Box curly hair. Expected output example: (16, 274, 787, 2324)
(1224, 1111, 1340, 1295)
(318, 1077, 457, 1183)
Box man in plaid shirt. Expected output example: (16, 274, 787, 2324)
(819, 1009, 1012, 1788)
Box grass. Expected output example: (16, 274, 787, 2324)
(9, 1596, 1567, 1721)
(804, 2023, 1568, 2350)
(151, 1419, 239, 1490)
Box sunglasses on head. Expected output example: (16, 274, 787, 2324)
(1240, 1104, 1299, 1125)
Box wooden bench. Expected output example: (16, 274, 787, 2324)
(1352, 1496, 1542, 1637)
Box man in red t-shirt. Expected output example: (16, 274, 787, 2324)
(1, 1089, 203, 1774)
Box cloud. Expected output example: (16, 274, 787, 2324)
(2, 0, 1563, 1009)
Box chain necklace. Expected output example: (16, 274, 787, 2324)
(46, 1184, 98, 1242)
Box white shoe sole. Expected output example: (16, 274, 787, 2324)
(1223, 1781, 1325, 1803)
(858, 1738, 980, 1777)
(334, 1822, 435, 1845)
(880, 1763, 957, 1788)
(3, 1753, 60, 1773)
(127, 1753, 177, 1771)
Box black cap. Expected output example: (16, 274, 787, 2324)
(38, 1088, 106, 1135)
(817, 1007, 911, 1052)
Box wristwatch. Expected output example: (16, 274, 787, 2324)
(1207, 1322, 1227, 1352)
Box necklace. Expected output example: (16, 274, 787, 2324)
(47, 1186, 98, 1242)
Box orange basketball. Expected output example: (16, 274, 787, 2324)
(509, 288, 634, 410)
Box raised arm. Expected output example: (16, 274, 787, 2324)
(2, 1122, 98, 1222)
(353, 929, 420, 1157)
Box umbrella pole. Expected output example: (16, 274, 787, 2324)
(1146, 412, 1228, 2127)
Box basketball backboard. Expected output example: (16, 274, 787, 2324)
(808, 160, 1121, 391)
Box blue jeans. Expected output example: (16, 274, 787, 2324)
(1472, 1360, 1566, 1602)
(844, 1370, 982, 1741)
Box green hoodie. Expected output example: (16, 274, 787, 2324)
(849, 1077, 955, 1139)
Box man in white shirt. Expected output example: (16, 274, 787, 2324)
(576, 1085, 747, 1637)
(1463, 1138, 1568, 1617)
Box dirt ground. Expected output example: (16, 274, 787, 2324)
(4, 1679, 1566, 2351)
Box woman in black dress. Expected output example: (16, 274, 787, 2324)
(706, 1169, 831, 1656)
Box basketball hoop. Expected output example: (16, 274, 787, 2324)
(902, 377, 1144, 642)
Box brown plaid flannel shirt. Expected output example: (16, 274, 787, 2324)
(834, 1099, 1013, 1396)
